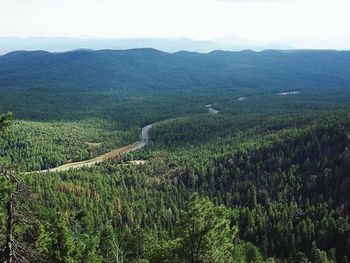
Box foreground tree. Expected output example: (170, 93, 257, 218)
(0, 113, 42, 263)
(149, 193, 270, 263)
(178, 193, 240, 263)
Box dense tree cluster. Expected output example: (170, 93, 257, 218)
(151, 114, 350, 262)
(0, 120, 138, 171)
(1, 49, 350, 262)
(0, 111, 347, 262)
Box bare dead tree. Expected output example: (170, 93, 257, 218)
(104, 236, 125, 263)
(0, 113, 43, 262)
(0, 165, 44, 263)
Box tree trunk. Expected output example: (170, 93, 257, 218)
(5, 196, 14, 263)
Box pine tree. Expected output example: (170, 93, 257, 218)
(178, 193, 243, 263)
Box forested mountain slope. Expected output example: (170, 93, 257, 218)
(1, 49, 350, 123)
(1, 49, 350, 262)
(3, 113, 347, 262)
(1, 49, 350, 90)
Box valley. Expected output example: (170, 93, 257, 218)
(0, 49, 349, 263)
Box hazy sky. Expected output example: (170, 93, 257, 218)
(1, 0, 349, 41)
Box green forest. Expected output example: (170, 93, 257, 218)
(0, 49, 350, 262)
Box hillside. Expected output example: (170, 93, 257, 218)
(1, 49, 350, 125)
(0, 49, 350, 262)
(1, 49, 350, 90)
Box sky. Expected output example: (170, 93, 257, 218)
(1, 0, 349, 43)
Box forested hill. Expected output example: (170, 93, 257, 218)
(1, 49, 350, 124)
(1, 49, 350, 262)
(1, 49, 350, 91)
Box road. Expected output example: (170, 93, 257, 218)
(31, 123, 154, 173)
(129, 123, 153, 151)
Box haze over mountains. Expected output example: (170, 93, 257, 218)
(1, 36, 350, 54)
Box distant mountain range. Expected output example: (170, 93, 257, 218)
(1, 48, 350, 121)
(0, 36, 349, 54)
(2, 48, 350, 92)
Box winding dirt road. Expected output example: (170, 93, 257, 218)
(32, 123, 154, 173)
